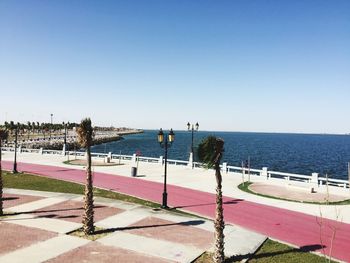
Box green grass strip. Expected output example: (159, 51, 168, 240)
(3, 171, 159, 208)
(248, 239, 337, 263)
(194, 239, 337, 262)
(2, 171, 199, 217)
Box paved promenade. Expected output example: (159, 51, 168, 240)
(1, 189, 265, 262)
(2, 152, 350, 262)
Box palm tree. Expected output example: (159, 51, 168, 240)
(0, 128, 9, 215)
(9, 121, 15, 137)
(197, 136, 225, 263)
(76, 118, 95, 235)
(27, 121, 32, 140)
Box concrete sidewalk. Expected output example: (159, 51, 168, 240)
(0, 188, 266, 263)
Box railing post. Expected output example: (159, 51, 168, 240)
(62, 144, 66, 156)
(131, 153, 136, 164)
(18, 145, 22, 153)
(311, 172, 319, 187)
(39, 148, 43, 155)
(159, 156, 164, 165)
(188, 152, 193, 168)
(222, 162, 227, 173)
(261, 167, 268, 179)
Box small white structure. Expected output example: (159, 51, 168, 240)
(261, 167, 268, 178)
(188, 152, 193, 168)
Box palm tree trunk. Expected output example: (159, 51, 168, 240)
(213, 162, 225, 263)
(0, 139, 3, 216)
(82, 145, 94, 234)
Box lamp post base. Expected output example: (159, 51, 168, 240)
(162, 192, 168, 209)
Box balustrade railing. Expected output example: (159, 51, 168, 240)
(1, 146, 348, 188)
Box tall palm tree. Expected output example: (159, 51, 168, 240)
(197, 136, 225, 263)
(27, 121, 32, 140)
(0, 128, 9, 216)
(76, 118, 95, 235)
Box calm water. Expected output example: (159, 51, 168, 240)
(91, 130, 350, 180)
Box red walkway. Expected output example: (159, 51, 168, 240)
(3, 161, 350, 262)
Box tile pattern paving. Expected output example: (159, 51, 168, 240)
(2, 194, 44, 209)
(46, 242, 173, 263)
(0, 188, 266, 262)
(0, 222, 57, 256)
(32, 200, 123, 223)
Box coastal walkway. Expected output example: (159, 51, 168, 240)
(1, 188, 265, 262)
(2, 152, 350, 262)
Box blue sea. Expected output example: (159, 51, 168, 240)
(91, 130, 350, 180)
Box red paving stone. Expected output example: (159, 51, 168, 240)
(0, 222, 57, 255)
(2, 193, 44, 209)
(33, 200, 124, 223)
(126, 217, 213, 250)
(46, 242, 174, 263)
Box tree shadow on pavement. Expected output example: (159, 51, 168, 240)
(94, 219, 206, 235)
(1, 205, 106, 221)
(171, 199, 243, 209)
(1, 197, 19, 201)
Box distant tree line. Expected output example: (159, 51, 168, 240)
(1, 122, 127, 135)
(0, 121, 79, 140)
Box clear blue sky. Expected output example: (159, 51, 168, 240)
(1, 0, 349, 133)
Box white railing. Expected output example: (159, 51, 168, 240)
(137, 156, 159, 163)
(319, 177, 349, 188)
(112, 154, 133, 161)
(167, 159, 189, 166)
(21, 148, 41, 154)
(42, 149, 63, 155)
(268, 171, 311, 182)
(1, 146, 349, 189)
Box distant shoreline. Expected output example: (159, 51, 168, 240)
(4, 128, 144, 150)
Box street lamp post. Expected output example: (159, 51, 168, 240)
(187, 122, 199, 168)
(50, 113, 53, 140)
(63, 122, 67, 155)
(12, 125, 18, 174)
(157, 128, 175, 208)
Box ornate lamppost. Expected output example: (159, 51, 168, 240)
(187, 122, 199, 168)
(50, 113, 53, 140)
(157, 128, 175, 208)
(12, 124, 18, 174)
(63, 122, 69, 156)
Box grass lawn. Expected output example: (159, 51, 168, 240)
(248, 239, 337, 263)
(238, 182, 350, 205)
(194, 239, 336, 262)
(1, 171, 338, 262)
(2, 171, 160, 209)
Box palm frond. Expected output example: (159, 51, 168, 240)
(77, 118, 94, 148)
(0, 129, 8, 140)
(197, 136, 224, 168)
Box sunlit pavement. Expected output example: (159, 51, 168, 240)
(2, 152, 350, 261)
